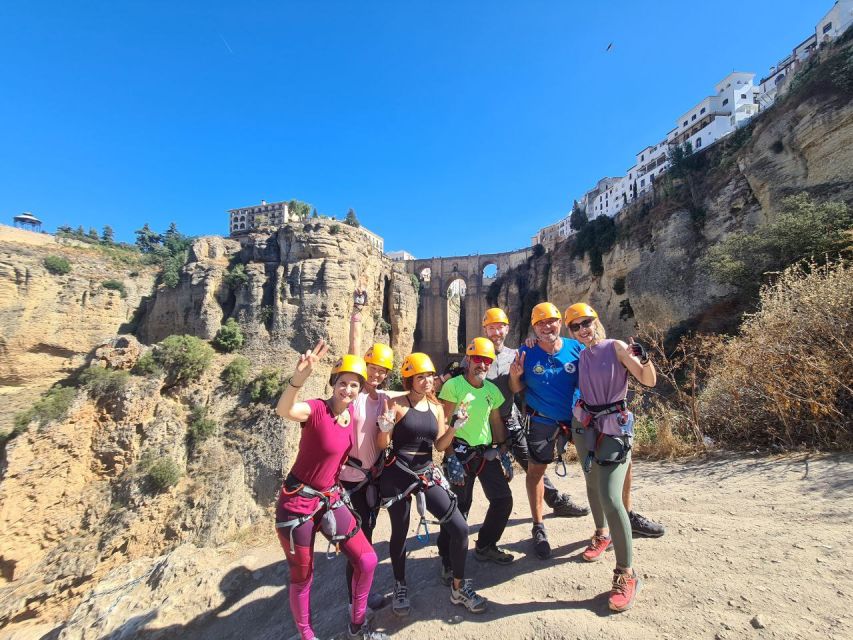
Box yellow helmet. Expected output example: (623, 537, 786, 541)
(564, 303, 599, 325)
(329, 354, 367, 386)
(401, 353, 436, 378)
(482, 307, 510, 327)
(364, 343, 394, 370)
(531, 302, 562, 326)
(465, 337, 496, 360)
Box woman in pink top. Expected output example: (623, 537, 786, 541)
(339, 343, 393, 609)
(275, 340, 388, 640)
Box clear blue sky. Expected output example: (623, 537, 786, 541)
(0, 1, 830, 257)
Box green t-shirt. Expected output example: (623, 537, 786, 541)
(438, 375, 505, 446)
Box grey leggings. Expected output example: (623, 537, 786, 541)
(573, 423, 632, 568)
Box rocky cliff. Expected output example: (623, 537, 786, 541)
(491, 38, 853, 346)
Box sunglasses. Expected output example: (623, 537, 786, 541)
(469, 355, 494, 365)
(569, 318, 595, 332)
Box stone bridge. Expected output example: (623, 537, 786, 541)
(404, 247, 533, 370)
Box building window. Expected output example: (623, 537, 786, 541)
(823, 22, 832, 34)
(722, 98, 729, 106)
(641, 154, 644, 161)
(700, 107, 706, 114)
(640, 179, 645, 186)
(691, 114, 696, 121)
(740, 93, 746, 99)
(683, 120, 688, 126)
(696, 137, 702, 148)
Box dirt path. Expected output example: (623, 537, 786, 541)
(51, 453, 853, 640)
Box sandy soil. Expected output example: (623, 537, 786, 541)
(15, 453, 848, 640)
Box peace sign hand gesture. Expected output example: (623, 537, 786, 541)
(294, 339, 329, 379)
(378, 395, 396, 433)
(509, 350, 526, 378)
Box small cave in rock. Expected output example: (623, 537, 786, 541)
(619, 299, 635, 321)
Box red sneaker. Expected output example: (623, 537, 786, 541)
(581, 534, 613, 562)
(608, 569, 642, 612)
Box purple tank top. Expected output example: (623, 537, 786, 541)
(578, 340, 628, 405)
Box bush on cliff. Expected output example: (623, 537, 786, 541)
(133, 335, 214, 384)
(79, 366, 130, 397)
(221, 356, 250, 393)
(571, 215, 618, 276)
(187, 405, 217, 448)
(698, 259, 852, 450)
(7, 386, 77, 444)
(102, 279, 127, 297)
(248, 368, 283, 403)
(43, 255, 71, 275)
(213, 318, 244, 352)
(146, 457, 182, 492)
(224, 264, 249, 289)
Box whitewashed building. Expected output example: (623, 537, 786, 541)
(817, 1, 853, 44)
(387, 250, 415, 261)
(229, 200, 299, 235)
(360, 226, 384, 253)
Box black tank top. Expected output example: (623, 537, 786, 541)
(392, 399, 437, 467)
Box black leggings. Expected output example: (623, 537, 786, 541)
(380, 463, 469, 582)
(507, 427, 561, 507)
(341, 479, 378, 601)
(438, 456, 512, 559)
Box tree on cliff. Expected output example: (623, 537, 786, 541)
(287, 200, 312, 220)
(311, 208, 319, 218)
(87, 228, 100, 242)
(570, 200, 588, 231)
(135, 223, 162, 254)
(101, 225, 115, 244)
(345, 208, 360, 227)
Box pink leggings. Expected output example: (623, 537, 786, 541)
(277, 503, 377, 640)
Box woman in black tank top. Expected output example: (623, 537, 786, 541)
(376, 353, 487, 616)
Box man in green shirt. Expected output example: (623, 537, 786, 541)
(436, 338, 515, 572)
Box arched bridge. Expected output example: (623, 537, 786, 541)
(404, 248, 533, 370)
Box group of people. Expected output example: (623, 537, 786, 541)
(274, 301, 663, 640)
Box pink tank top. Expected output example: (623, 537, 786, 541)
(579, 340, 628, 405)
(288, 398, 354, 496)
(339, 390, 385, 483)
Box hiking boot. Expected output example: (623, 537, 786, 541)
(609, 568, 642, 612)
(629, 511, 665, 538)
(347, 621, 389, 640)
(439, 564, 453, 586)
(392, 581, 410, 617)
(532, 524, 551, 560)
(581, 534, 613, 562)
(474, 544, 515, 565)
(450, 578, 488, 613)
(551, 494, 590, 518)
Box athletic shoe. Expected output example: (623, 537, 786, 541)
(474, 544, 515, 565)
(551, 494, 590, 518)
(347, 621, 389, 640)
(450, 578, 488, 613)
(608, 569, 642, 612)
(581, 534, 613, 562)
(439, 564, 453, 586)
(629, 511, 665, 538)
(391, 581, 410, 617)
(532, 524, 551, 560)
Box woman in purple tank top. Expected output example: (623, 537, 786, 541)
(274, 340, 388, 640)
(564, 303, 656, 614)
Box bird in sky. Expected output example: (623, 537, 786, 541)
(606, 42, 613, 52)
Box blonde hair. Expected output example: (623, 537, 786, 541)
(567, 317, 607, 343)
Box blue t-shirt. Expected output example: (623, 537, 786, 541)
(519, 339, 583, 421)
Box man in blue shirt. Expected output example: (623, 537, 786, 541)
(509, 302, 583, 559)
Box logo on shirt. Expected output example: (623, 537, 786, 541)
(533, 364, 546, 375)
(564, 362, 576, 374)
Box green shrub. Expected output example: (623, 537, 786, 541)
(329, 224, 340, 235)
(572, 215, 618, 276)
(221, 356, 250, 393)
(260, 305, 274, 324)
(147, 457, 182, 492)
(79, 366, 130, 397)
(188, 405, 217, 447)
(102, 279, 127, 297)
(156, 335, 215, 384)
(385, 369, 403, 392)
(213, 318, 244, 352)
(133, 350, 163, 376)
(224, 263, 249, 289)
(43, 255, 71, 275)
(11, 386, 77, 443)
(249, 368, 282, 403)
(704, 193, 852, 299)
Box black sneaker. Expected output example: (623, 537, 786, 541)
(629, 510, 665, 538)
(347, 621, 389, 640)
(551, 494, 590, 518)
(532, 524, 551, 559)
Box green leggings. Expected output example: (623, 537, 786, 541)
(573, 422, 632, 568)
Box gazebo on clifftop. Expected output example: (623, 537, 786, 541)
(13, 212, 42, 232)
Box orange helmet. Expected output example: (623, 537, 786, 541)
(401, 353, 436, 378)
(364, 343, 394, 370)
(482, 307, 509, 327)
(465, 337, 496, 360)
(531, 302, 562, 326)
(329, 354, 367, 387)
(564, 303, 598, 325)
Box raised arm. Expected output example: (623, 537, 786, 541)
(508, 350, 527, 393)
(615, 337, 657, 387)
(275, 340, 329, 422)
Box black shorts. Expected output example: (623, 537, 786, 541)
(526, 417, 563, 465)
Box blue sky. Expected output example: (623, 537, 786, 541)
(0, 1, 831, 258)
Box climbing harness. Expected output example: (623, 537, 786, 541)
(343, 454, 384, 511)
(525, 409, 573, 477)
(573, 399, 634, 473)
(380, 456, 457, 543)
(275, 473, 362, 559)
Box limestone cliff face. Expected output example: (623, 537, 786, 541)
(496, 51, 853, 341)
(0, 229, 157, 430)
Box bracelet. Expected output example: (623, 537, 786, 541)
(287, 376, 304, 388)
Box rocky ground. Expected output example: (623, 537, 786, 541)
(7, 452, 850, 640)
